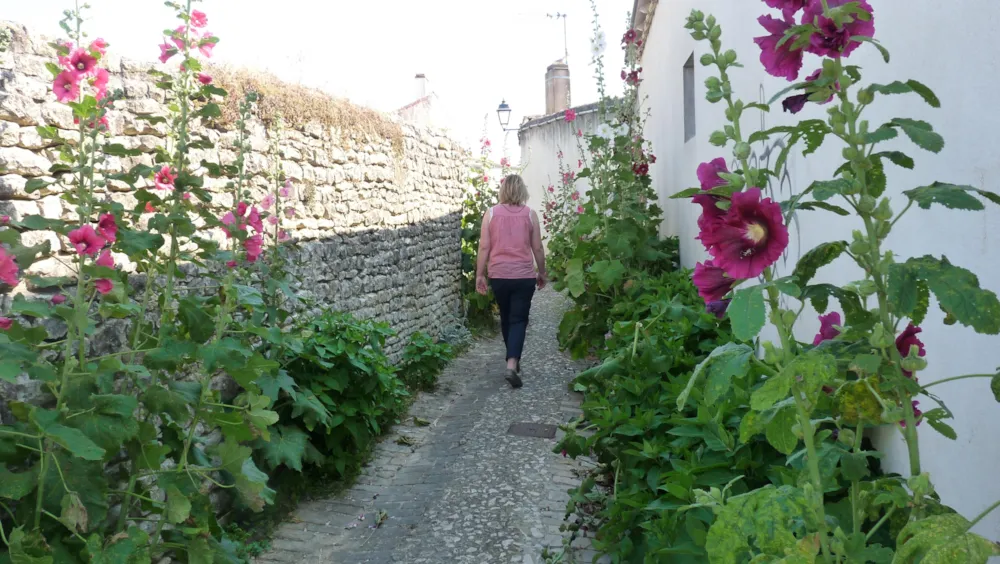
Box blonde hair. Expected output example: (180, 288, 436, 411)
(499, 174, 529, 205)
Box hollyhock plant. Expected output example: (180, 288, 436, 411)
(900, 401, 923, 428)
(702, 188, 789, 279)
(622, 29, 637, 45)
(781, 68, 838, 113)
(632, 162, 649, 176)
(812, 312, 842, 345)
(68, 225, 106, 256)
(693, 260, 739, 303)
(801, 0, 875, 59)
(154, 165, 177, 190)
(53, 72, 80, 103)
(754, 11, 804, 81)
(221, 211, 237, 238)
(0, 247, 19, 286)
(236, 201, 249, 217)
(98, 213, 117, 243)
(895, 323, 926, 378)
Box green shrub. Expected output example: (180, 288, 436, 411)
(400, 331, 455, 391)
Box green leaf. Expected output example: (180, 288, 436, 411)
(0, 463, 39, 500)
(793, 201, 851, 216)
(991, 374, 1000, 403)
(590, 259, 626, 291)
(703, 344, 754, 405)
(8, 528, 54, 563)
(196, 102, 222, 119)
(676, 343, 754, 410)
(888, 262, 920, 317)
(868, 80, 940, 108)
(893, 513, 1000, 564)
(810, 178, 853, 202)
(706, 486, 810, 563)
(85, 527, 150, 563)
(565, 258, 585, 298)
(24, 178, 52, 193)
(751, 372, 792, 412)
(765, 407, 798, 455)
(853, 36, 890, 62)
(864, 126, 899, 144)
(841, 452, 871, 482)
(165, 485, 191, 524)
(793, 241, 847, 287)
(60, 491, 89, 533)
(257, 425, 308, 471)
(233, 284, 265, 308)
(32, 410, 106, 461)
(10, 295, 53, 318)
(235, 457, 275, 512)
(868, 154, 887, 198)
(178, 297, 214, 342)
(117, 230, 164, 256)
(905, 256, 1000, 334)
(890, 118, 945, 153)
(849, 354, 882, 375)
(727, 285, 766, 341)
(188, 537, 213, 564)
(875, 151, 915, 170)
(103, 144, 143, 157)
(904, 182, 986, 211)
(257, 369, 297, 403)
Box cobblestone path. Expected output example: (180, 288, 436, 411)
(255, 288, 605, 564)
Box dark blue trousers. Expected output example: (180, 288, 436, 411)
(489, 278, 536, 362)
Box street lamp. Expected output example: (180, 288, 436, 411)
(496, 100, 517, 132)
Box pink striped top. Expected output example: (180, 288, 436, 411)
(487, 205, 536, 279)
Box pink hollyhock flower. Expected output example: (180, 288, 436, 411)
(199, 33, 216, 57)
(500, 157, 510, 168)
(95, 279, 113, 294)
(0, 248, 19, 286)
(622, 29, 637, 45)
(278, 230, 291, 243)
(244, 234, 263, 263)
(693, 261, 739, 304)
(547, 185, 555, 193)
(51, 294, 67, 305)
(812, 312, 842, 345)
(0, 318, 11, 330)
(236, 201, 248, 217)
(221, 211, 237, 238)
(89, 38, 108, 55)
(576, 205, 584, 214)
(267, 215, 279, 226)
(68, 49, 98, 76)
(703, 188, 789, 279)
(226, 260, 238, 269)
(190, 10, 208, 28)
(698, 158, 729, 191)
(706, 299, 731, 319)
(154, 165, 177, 190)
(197, 73, 213, 85)
(564, 109, 577, 122)
(96, 250, 115, 268)
(68, 225, 106, 256)
(754, 11, 804, 81)
(483, 139, 492, 148)
(285, 208, 296, 218)
(53, 72, 80, 103)
(247, 207, 264, 232)
(801, 0, 875, 59)
(557, 150, 564, 159)
(182, 192, 191, 200)
(483, 176, 489, 183)
(92, 68, 110, 100)
(571, 192, 579, 201)
(171, 26, 195, 50)
(576, 129, 583, 137)
(158, 43, 176, 64)
(279, 180, 293, 199)
(98, 213, 117, 243)
(1, 216, 9, 224)
(261, 194, 275, 210)
(895, 323, 926, 378)
(563, 171, 575, 183)
(145, 201, 156, 213)
(765, 0, 807, 10)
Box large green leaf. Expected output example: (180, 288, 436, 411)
(235, 457, 275, 512)
(810, 179, 853, 201)
(8, 528, 53, 563)
(727, 285, 766, 341)
(31, 410, 105, 461)
(63, 394, 139, 454)
(676, 343, 754, 410)
(165, 485, 191, 524)
(905, 256, 1000, 334)
(868, 80, 940, 107)
(85, 527, 151, 563)
(893, 513, 1000, 564)
(890, 118, 945, 153)
(793, 241, 847, 287)
(0, 463, 39, 500)
(565, 258, 585, 298)
(706, 486, 810, 564)
(257, 425, 308, 471)
(178, 297, 214, 342)
(750, 372, 792, 412)
(590, 259, 626, 292)
(765, 407, 799, 455)
(257, 369, 297, 404)
(703, 344, 754, 405)
(903, 182, 986, 211)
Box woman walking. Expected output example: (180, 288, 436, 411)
(475, 174, 547, 389)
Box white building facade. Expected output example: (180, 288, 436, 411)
(635, 0, 1000, 542)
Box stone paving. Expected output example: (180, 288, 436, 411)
(254, 288, 606, 564)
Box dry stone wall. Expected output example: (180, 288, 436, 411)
(0, 21, 467, 361)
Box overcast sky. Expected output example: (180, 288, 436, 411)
(5, 0, 631, 158)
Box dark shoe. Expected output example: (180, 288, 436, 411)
(505, 369, 523, 389)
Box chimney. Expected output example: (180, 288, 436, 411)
(415, 73, 428, 99)
(544, 61, 571, 115)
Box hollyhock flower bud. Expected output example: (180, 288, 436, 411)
(706, 299, 731, 319)
(96, 250, 115, 268)
(693, 261, 739, 303)
(576, 205, 584, 214)
(801, 0, 875, 59)
(97, 213, 117, 243)
(68, 226, 106, 256)
(0, 247, 19, 286)
(701, 188, 789, 279)
(754, 11, 804, 81)
(95, 279, 113, 294)
(182, 192, 192, 201)
(226, 260, 238, 269)
(53, 72, 80, 103)
(812, 312, 841, 345)
(547, 185, 555, 193)
(0, 317, 11, 330)
(51, 294, 67, 305)
(221, 212, 237, 238)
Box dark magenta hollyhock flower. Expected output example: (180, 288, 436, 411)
(895, 323, 926, 378)
(693, 261, 739, 304)
(754, 11, 804, 81)
(812, 311, 842, 345)
(801, 0, 875, 59)
(697, 158, 729, 191)
(764, 0, 807, 10)
(706, 299, 731, 319)
(704, 188, 789, 279)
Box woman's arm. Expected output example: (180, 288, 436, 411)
(475, 211, 491, 294)
(530, 210, 547, 288)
